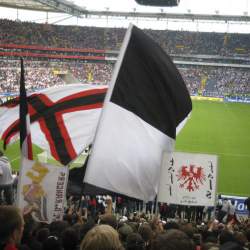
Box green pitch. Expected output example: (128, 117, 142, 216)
(0, 142, 83, 170)
(0, 142, 43, 171)
(176, 100, 250, 197)
(1, 100, 250, 197)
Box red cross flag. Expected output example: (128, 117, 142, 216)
(0, 84, 107, 165)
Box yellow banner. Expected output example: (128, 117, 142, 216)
(53, 70, 68, 75)
(191, 96, 223, 102)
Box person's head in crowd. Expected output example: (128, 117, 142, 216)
(245, 228, 250, 242)
(151, 229, 195, 250)
(138, 223, 153, 246)
(204, 236, 218, 244)
(232, 224, 239, 232)
(139, 213, 147, 220)
(219, 230, 235, 245)
(150, 217, 165, 233)
(49, 220, 69, 238)
(126, 233, 145, 250)
(21, 218, 40, 244)
(118, 223, 133, 244)
(180, 223, 195, 239)
(79, 217, 95, 240)
(36, 228, 50, 243)
(164, 221, 180, 231)
(219, 241, 245, 250)
(119, 216, 128, 225)
(202, 242, 219, 250)
(72, 222, 83, 241)
(149, 217, 159, 232)
(80, 224, 124, 250)
(62, 228, 78, 250)
(42, 236, 62, 250)
(99, 214, 118, 229)
(217, 223, 225, 233)
(233, 231, 247, 247)
(127, 222, 139, 233)
(21, 222, 42, 250)
(0, 206, 24, 248)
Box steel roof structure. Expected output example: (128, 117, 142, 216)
(0, 0, 250, 23)
(0, 0, 87, 16)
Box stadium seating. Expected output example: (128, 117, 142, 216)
(1, 19, 250, 56)
(0, 19, 249, 97)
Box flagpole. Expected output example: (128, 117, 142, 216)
(16, 58, 26, 207)
(155, 156, 164, 218)
(16, 58, 34, 207)
(83, 24, 134, 187)
(156, 151, 172, 218)
(19, 58, 33, 159)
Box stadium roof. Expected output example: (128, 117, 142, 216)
(0, 0, 55, 12)
(0, 0, 250, 23)
(0, 0, 87, 15)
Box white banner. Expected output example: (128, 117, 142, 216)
(158, 152, 218, 206)
(17, 157, 68, 223)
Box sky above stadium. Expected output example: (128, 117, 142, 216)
(73, 0, 249, 15)
(0, 0, 250, 33)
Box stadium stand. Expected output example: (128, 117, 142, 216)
(1, 59, 249, 97)
(1, 19, 250, 56)
(0, 19, 250, 97)
(0, 60, 113, 93)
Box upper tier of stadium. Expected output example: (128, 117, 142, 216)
(1, 19, 250, 56)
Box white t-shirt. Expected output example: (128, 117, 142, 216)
(228, 202, 236, 215)
(221, 200, 230, 213)
(0, 156, 13, 185)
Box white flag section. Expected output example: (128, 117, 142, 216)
(0, 84, 107, 165)
(17, 157, 68, 223)
(158, 152, 218, 206)
(84, 25, 192, 201)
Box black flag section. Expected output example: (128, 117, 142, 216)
(111, 26, 192, 140)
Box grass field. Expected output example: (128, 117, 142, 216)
(176, 100, 250, 197)
(1, 100, 250, 197)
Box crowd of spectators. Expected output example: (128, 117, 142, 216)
(0, 66, 63, 93)
(1, 59, 249, 97)
(69, 62, 112, 85)
(205, 67, 250, 97)
(0, 19, 250, 97)
(178, 67, 202, 95)
(0, 195, 250, 250)
(0, 60, 113, 93)
(1, 19, 250, 56)
(178, 65, 250, 97)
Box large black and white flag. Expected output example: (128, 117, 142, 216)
(84, 25, 192, 201)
